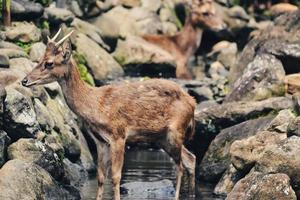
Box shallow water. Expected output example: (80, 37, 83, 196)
(81, 148, 223, 200)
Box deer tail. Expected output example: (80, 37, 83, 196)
(186, 117, 195, 141)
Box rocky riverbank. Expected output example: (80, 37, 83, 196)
(0, 0, 300, 199)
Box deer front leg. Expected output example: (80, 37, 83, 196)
(110, 139, 126, 200)
(96, 141, 110, 200)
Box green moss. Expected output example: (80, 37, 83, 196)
(73, 52, 95, 86)
(16, 41, 32, 54)
(168, 6, 183, 30)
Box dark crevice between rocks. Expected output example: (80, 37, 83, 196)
(123, 64, 176, 78)
(275, 55, 300, 75)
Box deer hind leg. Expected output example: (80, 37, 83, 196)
(110, 139, 126, 200)
(182, 145, 196, 196)
(95, 141, 110, 200)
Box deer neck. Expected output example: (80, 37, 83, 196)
(176, 15, 203, 56)
(58, 58, 97, 118)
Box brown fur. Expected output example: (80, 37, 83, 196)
(142, 0, 225, 80)
(23, 39, 197, 200)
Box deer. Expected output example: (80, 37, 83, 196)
(142, 0, 226, 80)
(21, 29, 197, 200)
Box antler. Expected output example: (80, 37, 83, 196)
(47, 28, 62, 43)
(55, 30, 74, 47)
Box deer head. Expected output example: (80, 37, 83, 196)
(22, 29, 74, 87)
(189, 0, 226, 31)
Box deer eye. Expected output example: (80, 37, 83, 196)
(202, 12, 210, 17)
(45, 62, 54, 69)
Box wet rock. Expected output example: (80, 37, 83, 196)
(29, 42, 46, 62)
(195, 97, 293, 132)
(0, 159, 79, 200)
(3, 87, 40, 140)
(0, 131, 10, 167)
(213, 164, 244, 197)
(198, 116, 275, 182)
(227, 172, 296, 200)
(63, 158, 87, 188)
(9, 57, 35, 74)
(255, 136, 300, 194)
(71, 18, 109, 50)
(74, 33, 123, 80)
(230, 131, 286, 172)
(45, 7, 75, 24)
(91, 6, 161, 38)
(0, 48, 28, 59)
(113, 36, 175, 76)
(5, 22, 41, 43)
(8, 138, 64, 180)
(11, 0, 44, 20)
(225, 54, 285, 102)
(121, 179, 175, 199)
(0, 54, 9, 68)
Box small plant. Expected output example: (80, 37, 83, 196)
(16, 41, 32, 54)
(73, 52, 95, 86)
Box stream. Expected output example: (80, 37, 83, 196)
(81, 147, 223, 200)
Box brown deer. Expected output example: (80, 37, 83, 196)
(21, 29, 197, 200)
(142, 0, 226, 79)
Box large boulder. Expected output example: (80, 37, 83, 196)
(0, 48, 28, 59)
(5, 22, 41, 43)
(113, 36, 176, 77)
(227, 172, 297, 200)
(0, 131, 10, 167)
(44, 7, 75, 24)
(255, 136, 300, 194)
(73, 33, 124, 80)
(225, 54, 285, 102)
(4, 87, 40, 140)
(9, 57, 35, 74)
(0, 159, 78, 200)
(11, 0, 44, 20)
(29, 42, 46, 62)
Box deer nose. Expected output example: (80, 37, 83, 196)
(21, 77, 28, 86)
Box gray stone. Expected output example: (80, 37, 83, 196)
(5, 22, 41, 43)
(29, 42, 46, 62)
(0, 48, 28, 59)
(74, 33, 123, 80)
(0, 41, 23, 50)
(287, 116, 300, 137)
(8, 138, 64, 180)
(33, 98, 55, 132)
(4, 87, 40, 140)
(0, 159, 78, 200)
(63, 158, 87, 188)
(0, 68, 27, 87)
(0, 131, 10, 167)
(45, 7, 75, 24)
(227, 172, 296, 200)
(11, 0, 44, 20)
(0, 54, 9, 68)
(9, 57, 35, 74)
(142, 0, 162, 12)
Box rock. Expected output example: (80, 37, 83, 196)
(8, 138, 64, 180)
(287, 116, 300, 137)
(285, 74, 300, 94)
(230, 131, 286, 172)
(74, 33, 123, 80)
(0, 68, 26, 87)
(29, 42, 46, 62)
(121, 179, 175, 199)
(208, 61, 229, 80)
(4, 87, 40, 140)
(255, 136, 300, 193)
(119, 0, 141, 7)
(142, 0, 162, 12)
(63, 158, 87, 188)
(0, 41, 23, 50)
(188, 86, 214, 102)
(91, 6, 162, 38)
(270, 3, 298, 16)
(11, 0, 44, 20)
(33, 98, 55, 132)
(9, 57, 35, 74)
(227, 172, 297, 200)
(0, 84, 6, 127)
(0, 159, 79, 200)
(5, 22, 41, 43)
(225, 54, 285, 102)
(266, 109, 296, 133)
(0, 48, 28, 59)
(195, 97, 294, 132)
(198, 116, 275, 182)
(113, 36, 175, 76)
(71, 18, 109, 50)
(0, 131, 10, 167)
(45, 7, 75, 24)
(230, 10, 300, 84)
(0, 54, 9, 68)
(213, 164, 244, 196)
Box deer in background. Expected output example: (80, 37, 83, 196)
(22, 29, 197, 200)
(142, 0, 226, 79)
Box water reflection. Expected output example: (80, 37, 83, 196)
(81, 148, 223, 200)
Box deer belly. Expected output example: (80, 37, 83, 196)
(126, 129, 167, 143)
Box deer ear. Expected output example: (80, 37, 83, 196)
(62, 40, 72, 63)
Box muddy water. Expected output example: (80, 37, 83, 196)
(81, 148, 223, 200)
